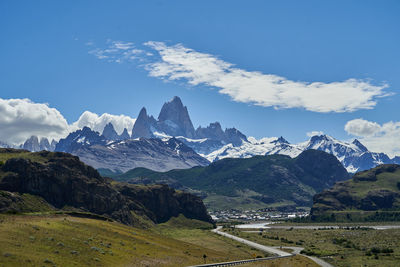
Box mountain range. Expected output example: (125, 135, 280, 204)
(209, 134, 400, 173)
(3, 96, 399, 173)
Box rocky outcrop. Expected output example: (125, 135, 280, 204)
(115, 183, 212, 224)
(0, 149, 213, 226)
(0, 152, 133, 224)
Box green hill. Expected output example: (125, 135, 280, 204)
(112, 150, 349, 210)
(311, 164, 400, 222)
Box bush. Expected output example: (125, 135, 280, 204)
(300, 249, 318, 256)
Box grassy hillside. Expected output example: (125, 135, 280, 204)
(0, 149, 48, 164)
(112, 150, 349, 210)
(0, 214, 266, 267)
(311, 164, 400, 222)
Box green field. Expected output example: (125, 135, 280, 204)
(225, 224, 400, 267)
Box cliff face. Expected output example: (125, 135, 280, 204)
(115, 183, 212, 224)
(0, 149, 213, 226)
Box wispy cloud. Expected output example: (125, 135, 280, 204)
(143, 41, 389, 113)
(345, 118, 400, 157)
(87, 40, 390, 113)
(88, 40, 143, 63)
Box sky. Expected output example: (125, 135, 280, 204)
(1, 1, 400, 156)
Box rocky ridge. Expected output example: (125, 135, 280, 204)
(0, 149, 213, 225)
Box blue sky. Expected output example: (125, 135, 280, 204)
(1, 1, 400, 155)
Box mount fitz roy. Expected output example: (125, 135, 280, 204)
(6, 96, 399, 173)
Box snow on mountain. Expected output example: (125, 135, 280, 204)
(203, 133, 398, 173)
(203, 136, 303, 162)
(300, 134, 396, 173)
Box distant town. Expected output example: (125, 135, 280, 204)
(209, 209, 309, 222)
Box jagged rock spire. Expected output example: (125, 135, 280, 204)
(157, 96, 195, 138)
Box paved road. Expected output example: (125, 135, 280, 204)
(212, 226, 334, 267)
(212, 226, 291, 256)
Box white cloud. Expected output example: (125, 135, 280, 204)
(0, 98, 70, 145)
(345, 118, 400, 157)
(0, 98, 137, 145)
(344, 118, 381, 137)
(88, 40, 143, 63)
(71, 111, 136, 135)
(143, 41, 389, 113)
(306, 131, 324, 137)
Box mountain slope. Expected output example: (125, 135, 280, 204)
(310, 164, 400, 221)
(55, 127, 209, 172)
(112, 149, 349, 210)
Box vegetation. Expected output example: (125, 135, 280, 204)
(0, 149, 49, 165)
(0, 213, 272, 266)
(311, 164, 400, 221)
(225, 225, 400, 267)
(241, 255, 319, 267)
(0, 210, 323, 267)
